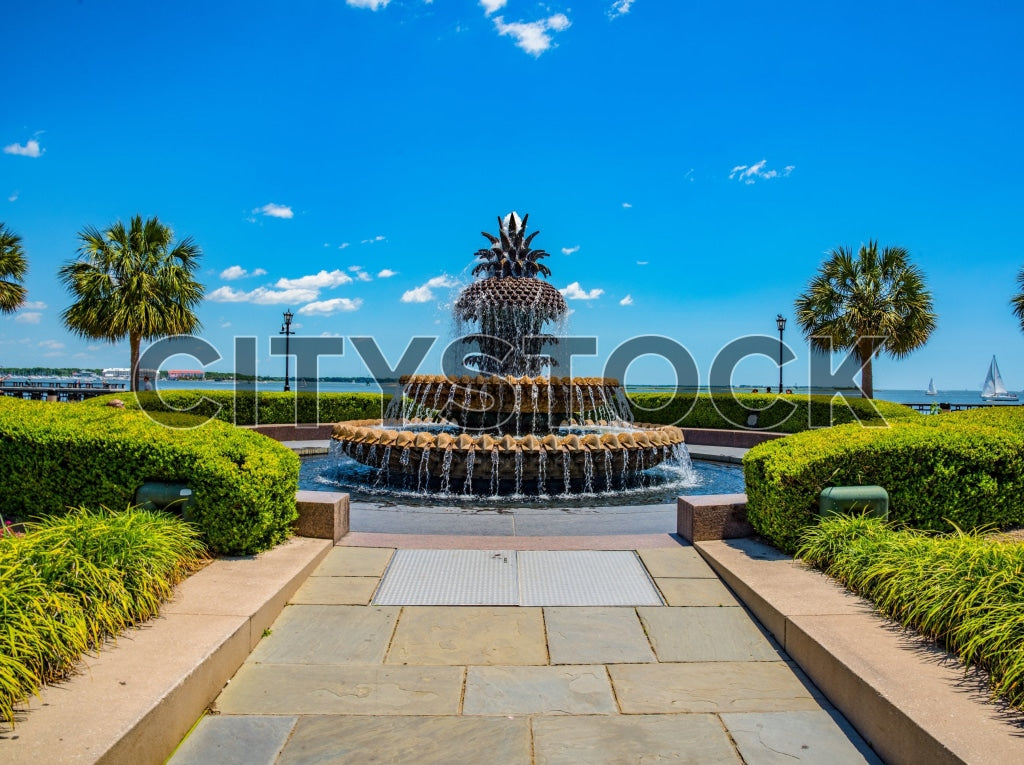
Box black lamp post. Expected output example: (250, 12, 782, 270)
(776, 314, 787, 393)
(280, 309, 294, 392)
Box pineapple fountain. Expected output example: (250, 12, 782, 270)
(330, 213, 688, 496)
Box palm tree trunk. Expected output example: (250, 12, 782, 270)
(130, 332, 141, 393)
(857, 337, 875, 399)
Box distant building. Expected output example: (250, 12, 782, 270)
(167, 369, 205, 380)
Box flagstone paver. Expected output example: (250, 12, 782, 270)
(311, 546, 394, 577)
(721, 710, 883, 764)
(637, 545, 719, 578)
(385, 606, 547, 665)
(216, 664, 464, 715)
(169, 716, 296, 765)
(638, 606, 782, 662)
(463, 665, 617, 715)
(169, 543, 879, 764)
(654, 576, 741, 607)
(610, 661, 823, 713)
(543, 607, 656, 664)
(277, 716, 532, 765)
(290, 575, 379, 605)
(531, 714, 742, 765)
(248, 605, 399, 664)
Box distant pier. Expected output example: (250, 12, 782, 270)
(902, 401, 1017, 413)
(0, 378, 129, 402)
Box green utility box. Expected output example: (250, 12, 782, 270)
(819, 485, 889, 519)
(135, 482, 195, 518)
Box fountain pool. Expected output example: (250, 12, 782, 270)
(299, 452, 744, 509)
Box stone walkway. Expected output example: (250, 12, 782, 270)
(169, 543, 881, 764)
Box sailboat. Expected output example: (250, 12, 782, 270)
(925, 378, 937, 396)
(981, 356, 1018, 401)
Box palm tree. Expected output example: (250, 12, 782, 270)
(1011, 267, 1024, 334)
(794, 241, 936, 399)
(0, 223, 28, 313)
(59, 215, 204, 391)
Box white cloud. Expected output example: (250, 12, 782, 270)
(608, 0, 634, 18)
(275, 269, 353, 290)
(636, 260, 649, 265)
(492, 13, 570, 56)
(220, 265, 247, 280)
(39, 339, 64, 350)
(561, 245, 580, 256)
(254, 202, 294, 219)
(377, 268, 398, 278)
(361, 235, 386, 244)
(622, 202, 632, 208)
(8, 192, 18, 202)
(560, 282, 604, 301)
(480, 0, 506, 14)
(619, 295, 634, 306)
(253, 268, 267, 277)
(346, 0, 390, 8)
(401, 275, 459, 303)
(348, 265, 363, 272)
(356, 271, 372, 282)
(15, 312, 41, 324)
(220, 321, 232, 328)
(298, 298, 363, 315)
(22, 301, 47, 310)
(207, 286, 318, 304)
(728, 159, 794, 184)
(339, 242, 351, 249)
(4, 139, 44, 158)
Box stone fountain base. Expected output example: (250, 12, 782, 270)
(330, 419, 686, 496)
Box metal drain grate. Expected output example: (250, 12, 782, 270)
(373, 549, 518, 605)
(519, 550, 663, 606)
(372, 550, 663, 606)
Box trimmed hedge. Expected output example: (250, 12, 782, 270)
(0, 397, 298, 555)
(83, 390, 389, 427)
(744, 409, 1024, 553)
(628, 392, 916, 433)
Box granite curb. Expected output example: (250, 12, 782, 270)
(695, 537, 1024, 765)
(2, 537, 332, 765)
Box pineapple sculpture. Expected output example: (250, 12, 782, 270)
(455, 212, 568, 376)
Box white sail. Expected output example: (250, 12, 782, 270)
(981, 356, 1017, 400)
(926, 378, 937, 395)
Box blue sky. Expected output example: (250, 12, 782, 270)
(3, 0, 1023, 390)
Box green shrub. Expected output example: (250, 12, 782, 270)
(744, 409, 1024, 553)
(84, 390, 389, 426)
(628, 392, 916, 432)
(0, 397, 298, 554)
(799, 516, 1024, 710)
(0, 507, 206, 726)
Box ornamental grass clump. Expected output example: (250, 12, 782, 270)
(0, 507, 207, 726)
(799, 516, 1024, 709)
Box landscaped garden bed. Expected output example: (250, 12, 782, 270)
(0, 396, 299, 555)
(743, 406, 1024, 553)
(799, 515, 1024, 710)
(0, 507, 207, 725)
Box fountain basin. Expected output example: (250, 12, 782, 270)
(330, 418, 686, 495)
